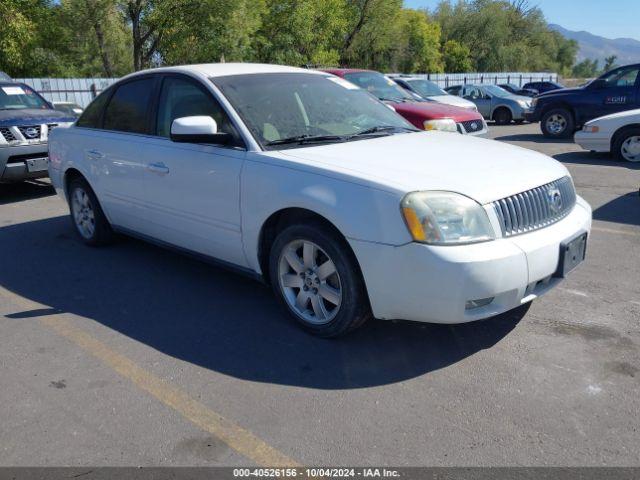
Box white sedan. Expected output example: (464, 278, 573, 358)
(575, 108, 640, 162)
(48, 63, 591, 337)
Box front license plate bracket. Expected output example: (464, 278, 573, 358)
(554, 232, 587, 278)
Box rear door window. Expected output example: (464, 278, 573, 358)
(103, 78, 155, 134)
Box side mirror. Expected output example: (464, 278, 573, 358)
(170, 116, 231, 144)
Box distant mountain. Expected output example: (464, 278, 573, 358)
(550, 24, 640, 67)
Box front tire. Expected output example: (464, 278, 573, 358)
(493, 108, 512, 125)
(269, 222, 371, 337)
(541, 108, 574, 139)
(613, 127, 640, 162)
(68, 177, 114, 246)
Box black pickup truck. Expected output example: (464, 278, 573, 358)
(525, 64, 640, 138)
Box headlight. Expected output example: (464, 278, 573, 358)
(423, 118, 458, 132)
(517, 100, 530, 108)
(582, 124, 600, 133)
(531, 98, 538, 108)
(401, 191, 495, 245)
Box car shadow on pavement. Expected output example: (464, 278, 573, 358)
(553, 151, 640, 170)
(0, 180, 56, 205)
(492, 133, 573, 144)
(0, 216, 527, 390)
(593, 192, 640, 226)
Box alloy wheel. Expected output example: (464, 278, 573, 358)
(278, 239, 342, 325)
(545, 114, 567, 135)
(71, 187, 96, 239)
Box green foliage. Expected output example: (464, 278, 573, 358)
(442, 40, 472, 72)
(1, 0, 580, 77)
(433, 0, 578, 74)
(603, 55, 617, 72)
(572, 58, 599, 78)
(395, 10, 444, 73)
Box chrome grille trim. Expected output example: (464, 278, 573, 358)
(0, 127, 16, 142)
(492, 176, 576, 237)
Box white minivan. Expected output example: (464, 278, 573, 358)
(49, 63, 592, 337)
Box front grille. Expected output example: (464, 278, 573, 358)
(0, 127, 16, 142)
(492, 176, 576, 237)
(17, 125, 42, 140)
(458, 119, 484, 134)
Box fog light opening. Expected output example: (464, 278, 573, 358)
(465, 297, 494, 310)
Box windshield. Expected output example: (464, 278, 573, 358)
(483, 85, 511, 98)
(0, 84, 51, 110)
(342, 72, 415, 103)
(212, 73, 416, 150)
(406, 79, 447, 97)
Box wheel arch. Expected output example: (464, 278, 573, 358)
(540, 102, 576, 123)
(491, 104, 514, 120)
(257, 207, 364, 286)
(63, 167, 88, 200)
(610, 123, 640, 151)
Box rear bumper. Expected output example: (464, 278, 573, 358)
(0, 143, 49, 182)
(349, 196, 592, 324)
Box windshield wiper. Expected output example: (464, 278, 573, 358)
(265, 134, 345, 147)
(348, 125, 417, 138)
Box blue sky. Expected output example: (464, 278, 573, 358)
(404, 0, 640, 41)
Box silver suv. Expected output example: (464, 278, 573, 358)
(0, 82, 75, 182)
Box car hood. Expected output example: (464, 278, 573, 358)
(391, 100, 481, 122)
(537, 87, 583, 98)
(586, 108, 640, 124)
(275, 132, 569, 204)
(0, 108, 76, 127)
(428, 95, 477, 109)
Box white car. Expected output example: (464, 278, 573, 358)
(48, 63, 592, 337)
(574, 109, 640, 162)
(391, 76, 479, 111)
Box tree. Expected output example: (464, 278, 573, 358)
(442, 39, 472, 72)
(0, 1, 38, 75)
(603, 55, 617, 72)
(395, 10, 443, 73)
(255, 0, 348, 67)
(572, 58, 599, 78)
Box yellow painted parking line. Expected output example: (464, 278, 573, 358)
(1, 287, 298, 467)
(592, 226, 640, 237)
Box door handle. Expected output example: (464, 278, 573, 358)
(86, 149, 104, 160)
(147, 162, 170, 175)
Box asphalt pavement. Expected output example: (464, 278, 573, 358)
(0, 122, 638, 466)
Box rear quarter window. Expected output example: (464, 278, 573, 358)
(76, 88, 112, 129)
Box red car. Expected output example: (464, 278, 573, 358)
(322, 69, 487, 136)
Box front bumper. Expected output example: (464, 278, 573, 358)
(0, 143, 49, 182)
(349, 196, 592, 324)
(574, 130, 611, 153)
(524, 109, 541, 123)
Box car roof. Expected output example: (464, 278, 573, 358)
(122, 63, 327, 81)
(321, 68, 373, 77)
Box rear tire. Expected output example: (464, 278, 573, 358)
(68, 177, 114, 246)
(269, 222, 371, 337)
(493, 108, 512, 125)
(612, 127, 640, 162)
(541, 108, 574, 139)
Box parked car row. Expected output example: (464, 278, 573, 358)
(47, 63, 591, 337)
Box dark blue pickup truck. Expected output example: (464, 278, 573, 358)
(525, 64, 640, 138)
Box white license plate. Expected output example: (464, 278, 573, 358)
(26, 157, 49, 172)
